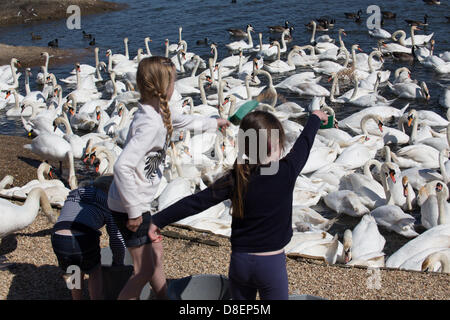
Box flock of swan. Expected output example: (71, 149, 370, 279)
(0, 19, 449, 274)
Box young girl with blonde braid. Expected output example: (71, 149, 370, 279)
(107, 56, 230, 300)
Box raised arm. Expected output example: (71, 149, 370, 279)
(283, 111, 326, 176)
(152, 175, 232, 229)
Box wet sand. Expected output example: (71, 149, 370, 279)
(0, 0, 127, 26)
(0, 134, 449, 300)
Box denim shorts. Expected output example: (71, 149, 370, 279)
(111, 211, 152, 248)
(51, 233, 101, 274)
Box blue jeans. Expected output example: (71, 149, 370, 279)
(228, 251, 289, 300)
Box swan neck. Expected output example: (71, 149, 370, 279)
(199, 78, 207, 105)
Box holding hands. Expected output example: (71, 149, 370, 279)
(149, 223, 163, 243)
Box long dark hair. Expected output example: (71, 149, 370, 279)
(231, 111, 285, 219)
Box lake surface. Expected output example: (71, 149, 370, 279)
(0, 0, 449, 136)
(0, 0, 449, 254)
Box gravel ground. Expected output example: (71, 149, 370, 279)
(0, 134, 449, 300)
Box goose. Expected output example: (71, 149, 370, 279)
(342, 215, 386, 267)
(420, 181, 450, 229)
(0, 188, 57, 240)
(35, 52, 50, 85)
(0, 58, 21, 90)
(226, 24, 252, 37)
(405, 14, 428, 26)
(24, 134, 78, 190)
(345, 10, 362, 19)
(225, 24, 254, 52)
(386, 224, 450, 270)
(382, 11, 396, 19)
(268, 20, 290, 33)
(422, 250, 450, 273)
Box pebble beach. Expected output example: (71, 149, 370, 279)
(0, 136, 449, 300)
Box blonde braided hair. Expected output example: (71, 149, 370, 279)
(136, 56, 175, 147)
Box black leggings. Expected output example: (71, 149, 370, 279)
(228, 251, 289, 300)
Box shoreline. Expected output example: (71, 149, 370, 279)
(0, 0, 127, 27)
(0, 43, 91, 68)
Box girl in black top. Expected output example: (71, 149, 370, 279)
(149, 110, 327, 300)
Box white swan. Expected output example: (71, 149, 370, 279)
(0, 188, 57, 238)
(386, 224, 450, 270)
(263, 41, 297, 74)
(420, 181, 450, 229)
(343, 214, 386, 267)
(422, 250, 450, 273)
(0, 58, 21, 90)
(24, 134, 78, 190)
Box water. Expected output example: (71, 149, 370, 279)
(0, 0, 449, 253)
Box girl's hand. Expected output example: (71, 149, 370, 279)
(217, 118, 231, 129)
(126, 216, 143, 232)
(149, 223, 163, 243)
(312, 110, 329, 125)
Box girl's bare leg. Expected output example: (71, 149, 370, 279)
(118, 244, 155, 300)
(71, 272, 84, 300)
(149, 241, 167, 299)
